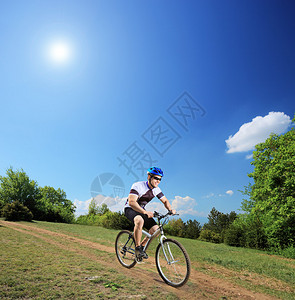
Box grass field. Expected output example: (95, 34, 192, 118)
(1, 219, 294, 299)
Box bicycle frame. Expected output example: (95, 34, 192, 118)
(139, 214, 173, 262)
(145, 230, 176, 265)
(141, 227, 164, 253)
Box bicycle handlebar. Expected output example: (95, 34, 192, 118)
(153, 211, 179, 219)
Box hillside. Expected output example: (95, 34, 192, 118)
(0, 220, 294, 299)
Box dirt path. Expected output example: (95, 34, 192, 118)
(1, 221, 279, 300)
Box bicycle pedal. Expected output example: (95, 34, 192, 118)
(136, 257, 143, 263)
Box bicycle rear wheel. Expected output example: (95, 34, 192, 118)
(155, 238, 190, 287)
(115, 230, 137, 268)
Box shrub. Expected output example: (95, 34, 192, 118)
(270, 245, 295, 259)
(100, 211, 133, 230)
(2, 201, 33, 221)
(199, 229, 222, 243)
(183, 219, 201, 239)
(224, 223, 245, 247)
(224, 214, 268, 249)
(165, 219, 186, 237)
(75, 210, 133, 230)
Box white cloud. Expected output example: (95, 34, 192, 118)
(73, 198, 92, 216)
(172, 196, 205, 217)
(108, 197, 128, 213)
(246, 154, 253, 160)
(74, 195, 127, 216)
(226, 190, 234, 196)
(226, 112, 291, 154)
(202, 190, 234, 199)
(203, 192, 215, 199)
(145, 201, 167, 214)
(146, 195, 205, 217)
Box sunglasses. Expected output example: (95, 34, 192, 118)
(153, 176, 162, 181)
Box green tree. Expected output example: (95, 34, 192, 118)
(199, 229, 222, 243)
(243, 116, 295, 248)
(2, 200, 33, 221)
(97, 203, 110, 215)
(88, 201, 110, 216)
(202, 207, 237, 242)
(183, 219, 201, 239)
(38, 186, 76, 223)
(166, 218, 186, 237)
(88, 198, 100, 215)
(224, 213, 267, 249)
(0, 168, 40, 216)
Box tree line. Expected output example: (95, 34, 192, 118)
(0, 168, 75, 223)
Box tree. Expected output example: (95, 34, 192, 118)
(243, 116, 295, 248)
(0, 168, 40, 216)
(97, 203, 110, 215)
(224, 213, 267, 249)
(88, 198, 100, 215)
(0, 167, 75, 223)
(88, 200, 109, 216)
(166, 218, 186, 237)
(202, 207, 237, 242)
(183, 219, 201, 239)
(37, 186, 76, 223)
(2, 200, 33, 221)
(199, 229, 222, 243)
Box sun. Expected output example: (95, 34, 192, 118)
(48, 41, 71, 64)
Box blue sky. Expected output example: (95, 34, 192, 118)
(0, 0, 294, 224)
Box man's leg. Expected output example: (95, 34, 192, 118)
(149, 225, 159, 236)
(134, 215, 144, 247)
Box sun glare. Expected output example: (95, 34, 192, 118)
(48, 41, 71, 64)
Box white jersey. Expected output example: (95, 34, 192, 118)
(125, 181, 164, 209)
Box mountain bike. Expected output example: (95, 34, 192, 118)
(115, 211, 191, 287)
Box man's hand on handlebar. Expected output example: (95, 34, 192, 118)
(145, 211, 154, 218)
(169, 209, 177, 215)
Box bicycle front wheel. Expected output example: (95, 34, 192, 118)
(115, 230, 137, 269)
(155, 238, 190, 287)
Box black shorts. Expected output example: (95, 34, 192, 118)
(124, 207, 157, 231)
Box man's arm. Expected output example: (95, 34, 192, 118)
(128, 194, 153, 218)
(160, 196, 176, 214)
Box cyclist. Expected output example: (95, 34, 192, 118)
(124, 167, 176, 260)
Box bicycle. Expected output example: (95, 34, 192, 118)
(115, 211, 191, 287)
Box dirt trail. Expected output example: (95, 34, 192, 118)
(1, 221, 279, 300)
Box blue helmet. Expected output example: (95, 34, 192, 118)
(147, 167, 164, 177)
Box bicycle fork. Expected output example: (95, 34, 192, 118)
(160, 236, 176, 265)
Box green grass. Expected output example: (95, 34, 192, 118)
(1, 220, 295, 299)
(14, 220, 117, 247)
(176, 236, 295, 299)
(179, 237, 295, 283)
(0, 221, 176, 299)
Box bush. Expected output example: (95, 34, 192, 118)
(199, 229, 222, 243)
(2, 201, 33, 221)
(269, 245, 295, 259)
(224, 214, 268, 249)
(100, 211, 133, 230)
(75, 210, 133, 230)
(183, 219, 201, 239)
(244, 215, 268, 249)
(165, 219, 186, 237)
(224, 223, 246, 247)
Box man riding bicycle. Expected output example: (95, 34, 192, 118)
(124, 167, 176, 260)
